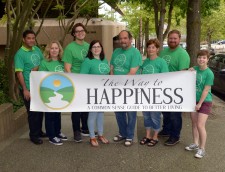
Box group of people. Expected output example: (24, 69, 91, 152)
(14, 23, 214, 159)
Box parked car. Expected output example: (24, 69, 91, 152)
(208, 54, 225, 94)
(217, 40, 225, 45)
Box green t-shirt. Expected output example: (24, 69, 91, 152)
(140, 57, 169, 74)
(110, 47, 142, 75)
(80, 58, 110, 75)
(14, 46, 44, 90)
(62, 41, 89, 73)
(160, 46, 190, 72)
(194, 66, 214, 102)
(39, 59, 64, 72)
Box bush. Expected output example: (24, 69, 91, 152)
(0, 59, 24, 111)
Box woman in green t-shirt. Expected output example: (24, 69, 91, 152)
(139, 39, 168, 147)
(80, 40, 110, 147)
(185, 50, 214, 158)
(39, 40, 67, 145)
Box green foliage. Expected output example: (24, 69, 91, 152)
(0, 60, 23, 111)
(201, 1, 225, 41)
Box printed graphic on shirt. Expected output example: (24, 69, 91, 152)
(99, 63, 110, 74)
(55, 65, 64, 72)
(196, 73, 202, 92)
(162, 55, 171, 65)
(114, 54, 126, 72)
(81, 49, 88, 58)
(31, 54, 41, 66)
(142, 64, 155, 74)
(40, 74, 75, 110)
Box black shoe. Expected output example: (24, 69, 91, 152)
(74, 131, 82, 143)
(158, 130, 170, 137)
(30, 138, 43, 145)
(164, 137, 180, 146)
(81, 130, 89, 137)
(40, 131, 47, 138)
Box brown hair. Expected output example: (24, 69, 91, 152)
(71, 23, 87, 39)
(44, 40, 63, 61)
(168, 29, 181, 38)
(87, 40, 105, 61)
(197, 49, 210, 59)
(146, 38, 160, 49)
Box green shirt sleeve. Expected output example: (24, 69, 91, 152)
(130, 48, 142, 68)
(205, 69, 214, 86)
(14, 51, 24, 72)
(62, 46, 73, 64)
(178, 51, 190, 70)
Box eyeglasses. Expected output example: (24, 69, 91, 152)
(75, 30, 85, 34)
(92, 46, 101, 49)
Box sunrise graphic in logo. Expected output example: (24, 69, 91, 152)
(39, 74, 75, 110)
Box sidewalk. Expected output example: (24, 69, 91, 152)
(0, 96, 225, 172)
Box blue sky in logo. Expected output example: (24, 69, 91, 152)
(41, 74, 73, 91)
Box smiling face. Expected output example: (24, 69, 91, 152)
(147, 44, 159, 58)
(23, 33, 36, 49)
(197, 55, 209, 68)
(167, 33, 180, 49)
(91, 42, 102, 58)
(74, 26, 86, 41)
(119, 31, 132, 50)
(49, 43, 60, 59)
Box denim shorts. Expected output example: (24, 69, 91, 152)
(197, 102, 212, 115)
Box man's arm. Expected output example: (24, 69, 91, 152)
(16, 71, 30, 100)
(110, 65, 114, 75)
(64, 62, 72, 73)
(127, 66, 139, 75)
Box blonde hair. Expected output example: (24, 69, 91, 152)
(44, 40, 63, 61)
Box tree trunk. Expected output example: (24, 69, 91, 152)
(139, 16, 143, 54)
(186, 0, 201, 67)
(144, 18, 150, 55)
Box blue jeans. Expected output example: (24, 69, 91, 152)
(45, 112, 61, 139)
(88, 112, 104, 138)
(162, 112, 182, 139)
(115, 111, 137, 140)
(142, 111, 161, 131)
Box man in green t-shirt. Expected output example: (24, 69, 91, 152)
(14, 30, 45, 145)
(62, 23, 90, 142)
(110, 30, 142, 146)
(159, 29, 190, 146)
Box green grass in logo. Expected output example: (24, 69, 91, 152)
(40, 87, 55, 103)
(57, 86, 74, 102)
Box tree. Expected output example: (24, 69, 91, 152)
(186, 0, 201, 66)
(4, 0, 50, 101)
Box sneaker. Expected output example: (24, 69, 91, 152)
(81, 130, 98, 137)
(158, 130, 170, 137)
(164, 137, 180, 146)
(185, 143, 199, 151)
(74, 131, 82, 143)
(57, 133, 68, 141)
(49, 137, 63, 146)
(81, 130, 89, 137)
(195, 149, 205, 158)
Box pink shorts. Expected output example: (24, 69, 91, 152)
(197, 102, 212, 115)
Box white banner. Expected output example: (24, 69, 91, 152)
(30, 71, 196, 112)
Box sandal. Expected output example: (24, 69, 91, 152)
(113, 134, 126, 142)
(90, 138, 99, 147)
(147, 139, 159, 147)
(140, 137, 151, 145)
(124, 139, 133, 147)
(98, 136, 109, 144)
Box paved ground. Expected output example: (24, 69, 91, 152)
(0, 96, 225, 172)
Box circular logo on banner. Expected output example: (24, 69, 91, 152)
(39, 74, 75, 110)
